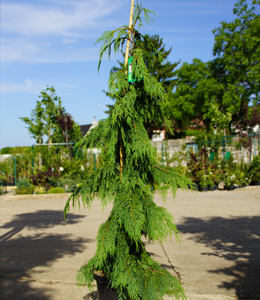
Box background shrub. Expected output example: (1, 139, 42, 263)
(17, 178, 31, 189)
(15, 186, 34, 195)
(57, 175, 81, 192)
(47, 187, 65, 194)
(247, 155, 260, 182)
(34, 186, 46, 194)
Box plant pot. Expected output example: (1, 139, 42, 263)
(93, 271, 119, 300)
(200, 186, 209, 192)
(93, 271, 131, 300)
(226, 185, 234, 191)
(250, 181, 260, 186)
(210, 184, 218, 191)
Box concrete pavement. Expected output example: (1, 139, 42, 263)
(1, 187, 260, 300)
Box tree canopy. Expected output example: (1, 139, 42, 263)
(165, 0, 260, 136)
(21, 86, 82, 145)
(211, 0, 260, 127)
(165, 59, 232, 134)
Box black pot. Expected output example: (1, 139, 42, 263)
(200, 186, 209, 192)
(93, 271, 118, 300)
(226, 185, 234, 191)
(250, 181, 260, 186)
(210, 184, 218, 191)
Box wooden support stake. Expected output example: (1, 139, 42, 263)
(120, 0, 135, 179)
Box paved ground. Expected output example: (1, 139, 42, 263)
(0, 187, 260, 300)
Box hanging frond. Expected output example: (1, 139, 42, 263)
(64, 2, 190, 299)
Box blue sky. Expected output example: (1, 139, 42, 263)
(1, 0, 240, 148)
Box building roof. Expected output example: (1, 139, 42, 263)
(80, 117, 99, 136)
(80, 124, 92, 136)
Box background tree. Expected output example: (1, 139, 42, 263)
(165, 58, 231, 136)
(39, 86, 63, 144)
(21, 86, 82, 145)
(211, 0, 260, 129)
(20, 100, 45, 144)
(55, 108, 82, 144)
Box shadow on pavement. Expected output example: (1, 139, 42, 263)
(178, 216, 260, 299)
(0, 210, 92, 300)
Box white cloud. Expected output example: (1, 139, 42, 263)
(1, 0, 126, 64)
(1, 39, 39, 63)
(0, 79, 75, 94)
(1, 37, 100, 63)
(1, 79, 41, 94)
(2, 0, 122, 37)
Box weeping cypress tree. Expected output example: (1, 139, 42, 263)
(64, 3, 189, 300)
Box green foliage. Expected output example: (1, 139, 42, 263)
(194, 130, 224, 154)
(165, 59, 231, 133)
(187, 148, 223, 189)
(104, 34, 179, 139)
(64, 3, 189, 299)
(15, 186, 34, 195)
(31, 167, 59, 190)
(211, 0, 260, 127)
(0, 147, 11, 154)
(20, 85, 82, 145)
(34, 186, 46, 194)
(246, 155, 260, 182)
(58, 174, 82, 193)
(164, 0, 259, 137)
(47, 187, 65, 194)
(17, 178, 31, 189)
(0, 146, 31, 155)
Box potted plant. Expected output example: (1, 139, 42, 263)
(196, 171, 209, 192)
(207, 168, 217, 191)
(187, 148, 212, 191)
(247, 155, 260, 185)
(224, 169, 236, 190)
(233, 169, 248, 189)
(64, 3, 189, 300)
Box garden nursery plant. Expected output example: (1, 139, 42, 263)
(64, 3, 190, 300)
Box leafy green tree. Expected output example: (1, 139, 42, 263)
(38, 86, 63, 144)
(0, 147, 11, 154)
(20, 86, 62, 144)
(64, 3, 189, 300)
(211, 0, 260, 127)
(20, 99, 45, 144)
(165, 58, 231, 134)
(21, 86, 82, 145)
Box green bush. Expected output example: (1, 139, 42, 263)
(247, 155, 260, 182)
(34, 186, 46, 194)
(17, 178, 31, 189)
(47, 187, 65, 194)
(15, 186, 34, 195)
(58, 175, 81, 192)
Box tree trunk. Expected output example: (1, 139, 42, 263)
(48, 129, 52, 148)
